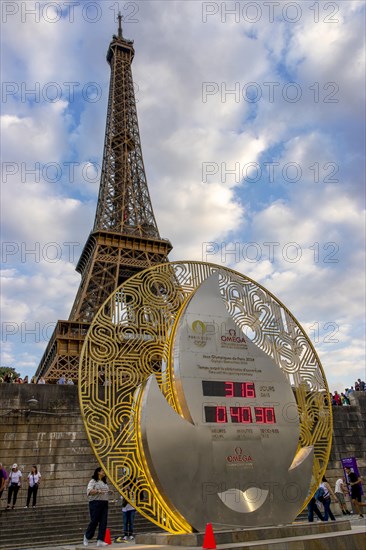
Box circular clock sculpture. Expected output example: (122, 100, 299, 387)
(79, 261, 332, 533)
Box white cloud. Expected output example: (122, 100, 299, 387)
(1, 1, 364, 392)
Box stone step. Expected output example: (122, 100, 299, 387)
(135, 530, 365, 550)
(136, 520, 352, 546)
(135, 522, 365, 550)
(0, 503, 158, 549)
(0, 503, 146, 519)
(0, 516, 152, 536)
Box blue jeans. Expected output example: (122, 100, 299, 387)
(123, 509, 136, 536)
(85, 500, 108, 541)
(323, 497, 336, 521)
(307, 497, 324, 522)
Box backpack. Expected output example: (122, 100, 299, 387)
(314, 487, 325, 502)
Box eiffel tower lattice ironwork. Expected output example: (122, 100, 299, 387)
(36, 16, 172, 382)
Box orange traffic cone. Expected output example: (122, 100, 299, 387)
(104, 528, 112, 545)
(202, 523, 216, 549)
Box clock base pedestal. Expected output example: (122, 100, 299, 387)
(135, 520, 356, 548)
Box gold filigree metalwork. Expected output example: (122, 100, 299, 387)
(79, 261, 332, 533)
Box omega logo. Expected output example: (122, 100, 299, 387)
(226, 446, 253, 463)
(221, 329, 246, 343)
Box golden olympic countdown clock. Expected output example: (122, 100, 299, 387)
(79, 262, 332, 533)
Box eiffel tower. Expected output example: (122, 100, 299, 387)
(36, 16, 172, 382)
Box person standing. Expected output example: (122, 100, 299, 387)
(0, 463, 6, 500)
(333, 391, 342, 406)
(25, 465, 41, 509)
(6, 464, 22, 509)
(318, 476, 336, 521)
(307, 496, 324, 522)
(341, 393, 350, 406)
(334, 477, 351, 515)
(122, 486, 136, 540)
(83, 467, 109, 547)
(345, 466, 366, 518)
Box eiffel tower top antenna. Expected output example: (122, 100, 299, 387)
(118, 12, 123, 39)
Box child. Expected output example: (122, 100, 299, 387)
(122, 486, 136, 540)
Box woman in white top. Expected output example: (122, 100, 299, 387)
(319, 476, 336, 521)
(25, 465, 41, 508)
(6, 463, 22, 509)
(83, 467, 110, 547)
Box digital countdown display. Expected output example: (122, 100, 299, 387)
(202, 381, 276, 423)
(204, 405, 276, 424)
(202, 380, 256, 398)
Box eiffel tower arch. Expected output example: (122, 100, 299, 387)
(36, 16, 172, 382)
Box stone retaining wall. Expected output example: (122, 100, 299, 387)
(0, 384, 115, 507)
(0, 385, 365, 510)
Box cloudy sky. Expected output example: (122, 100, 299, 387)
(1, 0, 365, 392)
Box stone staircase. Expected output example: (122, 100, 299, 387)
(0, 501, 158, 549)
(136, 520, 366, 550)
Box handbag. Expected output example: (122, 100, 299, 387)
(315, 487, 325, 502)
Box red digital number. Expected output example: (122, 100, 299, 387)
(241, 406, 252, 423)
(254, 407, 265, 423)
(265, 407, 276, 423)
(245, 382, 256, 398)
(230, 406, 252, 423)
(254, 407, 276, 423)
(229, 406, 241, 423)
(216, 406, 227, 423)
(224, 381, 234, 397)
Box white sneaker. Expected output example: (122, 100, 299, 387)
(83, 535, 89, 546)
(129, 536, 134, 540)
(97, 541, 108, 547)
